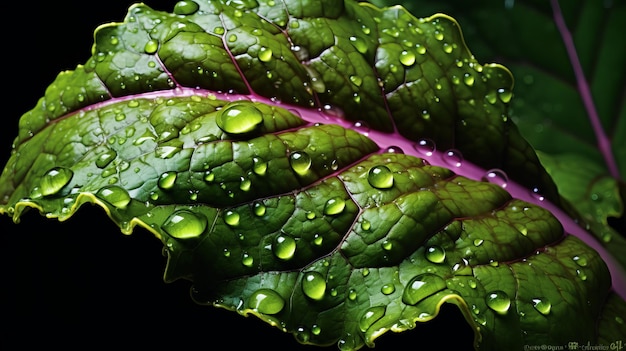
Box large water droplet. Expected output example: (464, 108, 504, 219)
(425, 245, 446, 263)
(323, 197, 346, 216)
(252, 157, 267, 176)
(40, 167, 74, 196)
(399, 50, 416, 66)
(402, 273, 446, 305)
(482, 169, 508, 188)
(173, 0, 200, 15)
(485, 290, 511, 315)
(359, 306, 386, 332)
(248, 288, 285, 315)
(531, 297, 551, 315)
(367, 165, 394, 189)
(258, 46, 273, 62)
(96, 185, 131, 209)
(302, 271, 326, 300)
(349, 36, 367, 54)
(162, 210, 207, 239)
(273, 234, 296, 260)
(216, 102, 264, 135)
(224, 210, 240, 226)
(144, 39, 159, 54)
(289, 151, 312, 176)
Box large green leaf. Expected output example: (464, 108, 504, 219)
(1, 0, 624, 349)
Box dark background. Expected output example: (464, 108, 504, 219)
(1, 1, 473, 349)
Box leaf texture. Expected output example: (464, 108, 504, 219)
(0, 0, 624, 349)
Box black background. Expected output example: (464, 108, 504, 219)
(1, 1, 473, 349)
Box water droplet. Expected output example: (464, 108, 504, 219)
(497, 88, 512, 103)
(485, 90, 498, 104)
(530, 187, 545, 202)
(96, 149, 117, 169)
(425, 245, 446, 263)
(463, 73, 475, 86)
(443, 149, 463, 167)
(224, 210, 240, 226)
(482, 169, 508, 188)
(290, 151, 312, 175)
(252, 157, 268, 176)
(40, 167, 74, 196)
(248, 289, 285, 315)
(204, 171, 215, 183)
(415, 138, 435, 156)
(367, 165, 394, 189)
(162, 210, 207, 239)
(173, 0, 200, 15)
(531, 297, 551, 315)
(359, 306, 386, 332)
(348, 289, 358, 301)
(349, 36, 367, 54)
(144, 39, 159, 54)
(96, 185, 131, 209)
(228, 34, 238, 42)
(381, 284, 395, 295)
(216, 102, 264, 135)
(349, 75, 362, 87)
(402, 273, 446, 305)
(302, 271, 326, 300)
(158, 172, 177, 190)
(572, 255, 587, 267)
(258, 46, 273, 62)
(242, 252, 254, 267)
(473, 239, 484, 246)
(485, 290, 511, 315)
(239, 177, 251, 191)
(253, 201, 266, 216)
(273, 234, 296, 260)
(323, 197, 346, 216)
(360, 219, 371, 231)
(399, 50, 416, 66)
(576, 269, 587, 281)
(386, 146, 404, 154)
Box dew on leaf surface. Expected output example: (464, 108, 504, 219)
(425, 245, 446, 263)
(158, 172, 177, 190)
(273, 234, 296, 260)
(216, 102, 264, 135)
(96, 185, 131, 209)
(302, 271, 326, 301)
(40, 167, 74, 196)
(359, 306, 386, 332)
(485, 290, 511, 315)
(289, 151, 312, 175)
(224, 210, 240, 226)
(248, 288, 285, 315)
(402, 273, 446, 305)
(324, 197, 346, 216)
(531, 297, 551, 315)
(367, 165, 394, 189)
(162, 210, 207, 239)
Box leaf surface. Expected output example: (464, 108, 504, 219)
(1, 0, 624, 349)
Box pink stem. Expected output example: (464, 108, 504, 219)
(550, 0, 621, 180)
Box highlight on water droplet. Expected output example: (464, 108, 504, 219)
(359, 306, 386, 333)
(216, 102, 264, 135)
(96, 185, 131, 209)
(367, 165, 394, 189)
(482, 168, 508, 188)
(40, 167, 74, 196)
(324, 197, 346, 216)
(302, 271, 326, 300)
(248, 288, 285, 315)
(273, 233, 296, 260)
(402, 273, 446, 306)
(162, 210, 207, 239)
(485, 290, 511, 315)
(289, 151, 312, 176)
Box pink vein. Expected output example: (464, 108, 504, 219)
(550, 0, 621, 180)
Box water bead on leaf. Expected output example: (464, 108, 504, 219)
(248, 289, 285, 315)
(272, 233, 296, 260)
(302, 271, 327, 300)
(162, 210, 207, 239)
(173, 0, 200, 15)
(96, 185, 131, 209)
(367, 165, 394, 189)
(359, 306, 386, 332)
(485, 290, 511, 315)
(216, 102, 264, 135)
(402, 273, 447, 306)
(40, 167, 74, 196)
(324, 197, 346, 216)
(289, 151, 312, 176)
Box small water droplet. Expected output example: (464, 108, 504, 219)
(359, 306, 386, 332)
(144, 39, 159, 54)
(349, 75, 363, 87)
(463, 73, 475, 86)
(425, 245, 446, 263)
(248, 289, 285, 315)
(402, 273, 446, 305)
(96, 185, 131, 209)
(216, 102, 264, 135)
(349, 36, 367, 54)
(386, 146, 403, 154)
(158, 172, 177, 190)
(443, 149, 463, 167)
(572, 255, 587, 267)
(381, 284, 395, 295)
(40, 167, 74, 196)
(360, 219, 371, 231)
(367, 165, 394, 189)
(482, 169, 508, 188)
(258, 46, 273, 62)
(96, 149, 117, 169)
(576, 268, 587, 281)
(252, 157, 268, 176)
(162, 210, 207, 239)
(415, 138, 436, 156)
(273, 234, 296, 260)
(530, 187, 545, 202)
(302, 271, 326, 300)
(242, 252, 254, 267)
(323, 197, 346, 216)
(531, 297, 551, 315)
(289, 151, 312, 176)
(473, 239, 484, 246)
(253, 201, 266, 216)
(485, 290, 511, 315)
(239, 177, 251, 191)
(348, 289, 358, 301)
(497, 88, 512, 103)
(399, 50, 416, 66)
(224, 210, 240, 226)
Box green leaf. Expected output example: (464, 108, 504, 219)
(1, 0, 624, 349)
